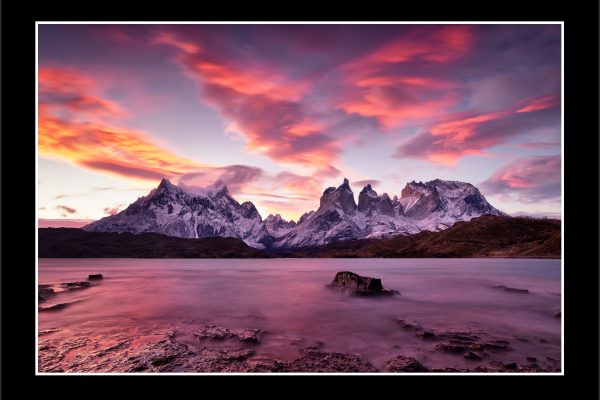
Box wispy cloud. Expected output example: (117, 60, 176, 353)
(55, 205, 77, 217)
(395, 95, 560, 165)
(480, 155, 561, 203)
(353, 179, 380, 188)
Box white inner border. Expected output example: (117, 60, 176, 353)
(35, 20, 564, 376)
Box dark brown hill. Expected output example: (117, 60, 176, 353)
(38, 228, 269, 258)
(277, 216, 561, 258)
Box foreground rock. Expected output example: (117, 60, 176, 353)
(194, 325, 264, 343)
(327, 271, 399, 297)
(38, 321, 560, 373)
(384, 356, 428, 372)
(282, 348, 378, 372)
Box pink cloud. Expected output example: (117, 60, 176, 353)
(153, 30, 340, 172)
(103, 207, 121, 216)
(347, 25, 474, 68)
(480, 156, 561, 202)
(516, 94, 560, 113)
(336, 26, 474, 129)
(395, 94, 561, 165)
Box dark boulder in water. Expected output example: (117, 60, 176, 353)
(88, 274, 103, 280)
(327, 271, 399, 297)
(38, 286, 55, 303)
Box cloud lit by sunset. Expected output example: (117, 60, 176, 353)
(38, 24, 561, 223)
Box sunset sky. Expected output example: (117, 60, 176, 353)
(38, 23, 561, 225)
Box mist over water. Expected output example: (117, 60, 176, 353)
(38, 258, 561, 371)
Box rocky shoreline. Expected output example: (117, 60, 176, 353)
(38, 271, 561, 373)
(38, 320, 560, 373)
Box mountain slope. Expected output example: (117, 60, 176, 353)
(83, 177, 506, 249)
(38, 228, 269, 258)
(40, 216, 560, 258)
(276, 216, 560, 258)
(84, 179, 273, 248)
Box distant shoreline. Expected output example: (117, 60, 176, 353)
(38, 215, 560, 259)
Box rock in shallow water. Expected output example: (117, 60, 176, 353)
(61, 281, 93, 291)
(327, 271, 399, 297)
(193, 325, 264, 343)
(88, 274, 103, 280)
(493, 285, 529, 294)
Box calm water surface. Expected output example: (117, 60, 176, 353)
(38, 258, 561, 370)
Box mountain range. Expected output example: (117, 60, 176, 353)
(83, 178, 505, 249)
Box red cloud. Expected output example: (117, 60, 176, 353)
(39, 67, 125, 120)
(154, 31, 340, 172)
(350, 25, 473, 68)
(38, 67, 328, 219)
(480, 156, 561, 202)
(395, 94, 561, 165)
(516, 94, 559, 113)
(336, 26, 474, 129)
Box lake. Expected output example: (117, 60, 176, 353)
(38, 258, 561, 373)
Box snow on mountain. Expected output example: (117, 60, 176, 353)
(399, 179, 505, 231)
(264, 214, 296, 236)
(83, 178, 272, 248)
(273, 179, 421, 248)
(84, 177, 505, 249)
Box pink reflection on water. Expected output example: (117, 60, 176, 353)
(38, 258, 561, 371)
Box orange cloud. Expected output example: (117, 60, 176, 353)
(39, 67, 203, 181)
(39, 67, 125, 120)
(38, 66, 328, 219)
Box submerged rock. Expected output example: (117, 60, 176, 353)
(493, 285, 529, 294)
(39, 303, 70, 312)
(88, 274, 103, 280)
(327, 271, 399, 297)
(38, 286, 55, 303)
(61, 281, 93, 291)
(463, 351, 482, 361)
(384, 356, 428, 372)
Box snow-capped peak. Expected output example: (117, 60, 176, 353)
(85, 177, 505, 250)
